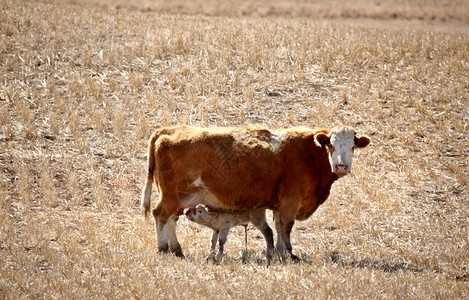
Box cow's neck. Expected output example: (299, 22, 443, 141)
(295, 145, 339, 220)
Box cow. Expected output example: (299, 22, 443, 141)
(141, 125, 370, 260)
(185, 205, 273, 262)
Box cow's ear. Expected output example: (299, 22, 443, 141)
(314, 132, 330, 149)
(355, 135, 370, 148)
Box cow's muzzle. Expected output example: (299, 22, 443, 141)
(334, 164, 349, 174)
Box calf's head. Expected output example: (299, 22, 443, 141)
(314, 126, 370, 177)
(185, 205, 218, 226)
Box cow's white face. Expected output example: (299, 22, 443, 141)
(329, 127, 355, 175)
(314, 126, 370, 177)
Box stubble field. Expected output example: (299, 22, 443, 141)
(1, 0, 468, 298)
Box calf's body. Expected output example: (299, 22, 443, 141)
(185, 206, 274, 261)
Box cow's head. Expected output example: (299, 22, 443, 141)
(314, 126, 370, 177)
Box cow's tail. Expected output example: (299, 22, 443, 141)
(141, 130, 165, 218)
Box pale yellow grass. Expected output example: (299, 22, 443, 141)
(1, 0, 468, 298)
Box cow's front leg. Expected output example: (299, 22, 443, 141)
(273, 211, 286, 258)
(283, 220, 299, 262)
(251, 213, 274, 262)
(273, 211, 299, 262)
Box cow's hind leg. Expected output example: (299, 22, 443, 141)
(167, 213, 184, 258)
(153, 193, 183, 257)
(153, 208, 169, 253)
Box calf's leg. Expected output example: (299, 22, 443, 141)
(216, 229, 231, 261)
(206, 230, 219, 261)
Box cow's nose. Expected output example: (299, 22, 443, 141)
(337, 155, 344, 165)
(335, 164, 348, 173)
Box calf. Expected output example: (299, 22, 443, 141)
(185, 205, 274, 262)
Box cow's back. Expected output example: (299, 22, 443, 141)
(153, 126, 288, 210)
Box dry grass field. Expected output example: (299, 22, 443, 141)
(1, 0, 468, 298)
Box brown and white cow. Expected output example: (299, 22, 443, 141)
(141, 125, 370, 260)
(185, 205, 273, 261)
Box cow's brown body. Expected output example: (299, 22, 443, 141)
(141, 125, 370, 259)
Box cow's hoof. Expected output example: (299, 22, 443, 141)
(172, 249, 185, 259)
(158, 244, 169, 254)
(169, 243, 185, 258)
(290, 253, 301, 263)
(275, 249, 289, 261)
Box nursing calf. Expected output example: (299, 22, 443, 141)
(185, 205, 274, 261)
